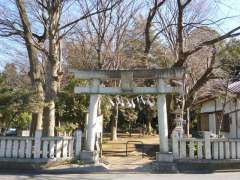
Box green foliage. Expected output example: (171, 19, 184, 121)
(0, 75, 5, 85)
(119, 107, 138, 133)
(0, 72, 35, 130)
(56, 76, 89, 131)
(12, 112, 32, 130)
(218, 39, 240, 80)
(116, 96, 138, 132)
(119, 106, 138, 123)
(100, 95, 114, 128)
(0, 89, 32, 130)
(122, 17, 172, 69)
(56, 122, 79, 135)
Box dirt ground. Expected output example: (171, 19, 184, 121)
(102, 133, 159, 156)
(101, 133, 159, 170)
(103, 133, 159, 144)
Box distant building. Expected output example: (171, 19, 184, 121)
(198, 81, 240, 138)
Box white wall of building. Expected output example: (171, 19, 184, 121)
(229, 112, 237, 138)
(238, 111, 240, 138)
(200, 98, 240, 138)
(200, 99, 223, 113)
(209, 114, 216, 134)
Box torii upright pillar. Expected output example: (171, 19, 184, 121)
(156, 79, 172, 162)
(86, 79, 100, 151)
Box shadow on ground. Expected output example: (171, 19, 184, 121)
(1, 161, 240, 175)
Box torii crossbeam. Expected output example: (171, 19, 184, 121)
(72, 68, 183, 95)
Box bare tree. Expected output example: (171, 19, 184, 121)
(0, 0, 121, 136)
(144, 0, 240, 110)
(66, 0, 139, 140)
(144, 0, 167, 55)
(16, 0, 44, 135)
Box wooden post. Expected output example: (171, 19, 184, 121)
(157, 80, 169, 153)
(75, 130, 82, 159)
(34, 130, 42, 159)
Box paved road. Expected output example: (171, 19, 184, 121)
(0, 172, 240, 180)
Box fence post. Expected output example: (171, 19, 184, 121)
(189, 141, 195, 159)
(197, 141, 203, 159)
(237, 142, 240, 159)
(219, 141, 224, 159)
(34, 130, 42, 159)
(180, 140, 186, 159)
(75, 130, 82, 159)
(204, 132, 211, 159)
(172, 130, 180, 159)
(213, 141, 219, 160)
(225, 141, 230, 159)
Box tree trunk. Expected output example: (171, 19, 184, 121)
(42, 31, 60, 136)
(30, 79, 44, 136)
(42, 34, 60, 137)
(30, 116, 37, 136)
(42, 107, 48, 136)
(43, 49, 59, 136)
(30, 109, 43, 136)
(16, 0, 44, 136)
(42, 100, 56, 137)
(174, 0, 185, 67)
(186, 107, 190, 137)
(146, 120, 153, 135)
(146, 110, 153, 135)
(41, 1, 62, 137)
(111, 103, 118, 141)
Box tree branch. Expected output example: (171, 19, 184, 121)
(144, 0, 166, 54)
(184, 47, 217, 108)
(173, 26, 240, 67)
(58, 0, 121, 33)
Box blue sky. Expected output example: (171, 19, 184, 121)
(213, 0, 240, 33)
(0, 0, 240, 72)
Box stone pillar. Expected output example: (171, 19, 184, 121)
(156, 79, 173, 162)
(172, 130, 180, 159)
(34, 130, 42, 159)
(204, 132, 211, 159)
(75, 130, 82, 158)
(84, 112, 89, 146)
(86, 79, 100, 151)
(157, 80, 169, 153)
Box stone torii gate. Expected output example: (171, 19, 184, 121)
(72, 68, 184, 161)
